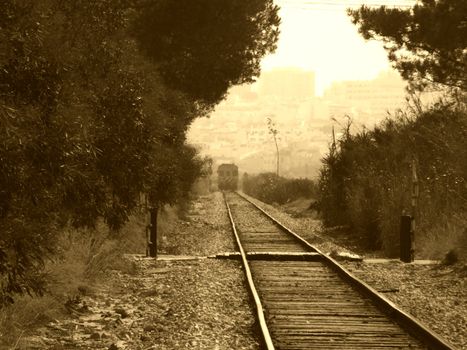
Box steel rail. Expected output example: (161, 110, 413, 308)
(235, 191, 457, 350)
(223, 193, 275, 350)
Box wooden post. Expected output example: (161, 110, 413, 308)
(145, 225, 151, 257)
(400, 215, 414, 263)
(411, 159, 419, 234)
(400, 160, 418, 263)
(148, 207, 158, 258)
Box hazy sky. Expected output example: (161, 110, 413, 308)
(260, 0, 415, 95)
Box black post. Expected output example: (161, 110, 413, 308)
(148, 207, 158, 258)
(400, 215, 414, 263)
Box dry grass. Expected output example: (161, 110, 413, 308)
(418, 213, 467, 262)
(0, 212, 146, 348)
(0, 295, 62, 347)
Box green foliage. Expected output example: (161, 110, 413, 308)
(318, 102, 467, 256)
(132, 0, 280, 107)
(348, 0, 467, 91)
(243, 173, 316, 205)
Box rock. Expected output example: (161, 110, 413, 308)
(100, 332, 111, 339)
(114, 307, 129, 318)
(78, 302, 90, 313)
(143, 324, 156, 332)
(118, 330, 131, 340)
(89, 332, 101, 340)
(330, 250, 363, 261)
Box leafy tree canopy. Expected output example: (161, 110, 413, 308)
(0, 0, 280, 304)
(348, 0, 467, 91)
(132, 0, 280, 108)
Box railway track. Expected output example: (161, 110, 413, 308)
(224, 191, 456, 350)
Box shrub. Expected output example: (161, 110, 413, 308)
(318, 101, 466, 257)
(243, 173, 316, 205)
(0, 0, 278, 305)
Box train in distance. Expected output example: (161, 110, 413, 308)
(217, 163, 239, 191)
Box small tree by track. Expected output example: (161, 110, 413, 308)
(267, 117, 280, 176)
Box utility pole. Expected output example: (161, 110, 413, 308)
(267, 117, 279, 176)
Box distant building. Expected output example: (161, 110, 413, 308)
(228, 84, 258, 102)
(323, 70, 408, 124)
(188, 68, 405, 179)
(259, 68, 315, 101)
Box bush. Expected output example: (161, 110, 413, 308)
(318, 101, 466, 257)
(243, 173, 316, 205)
(0, 0, 154, 305)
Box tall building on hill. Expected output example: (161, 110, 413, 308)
(323, 70, 408, 124)
(259, 68, 315, 100)
(188, 68, 325, 178)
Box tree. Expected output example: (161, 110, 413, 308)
(0, 0, 280, 304)
(132, 0, 280, 108)
(267, 117, 280, 176)
(0, 0, 152, 304)
(348, 0, 467, 91)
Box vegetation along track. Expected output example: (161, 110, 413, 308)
(223, 191, 456, 350)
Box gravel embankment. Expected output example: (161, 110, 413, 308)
(343, 261, 466, 349)
(18, 192, 259, 350)
(241, 192, 466, 350)
(161, 192, 236, 255)
(18, 259, 259, 350)
(18, 191, 465, 350)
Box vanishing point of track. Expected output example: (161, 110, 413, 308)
(223, 191, 456, 350)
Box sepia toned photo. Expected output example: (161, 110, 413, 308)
(0, 0, 465, 349)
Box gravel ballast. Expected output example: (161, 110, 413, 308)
(161, 192, 236, 255)
(17, 192, 259, 350)
(343, 261, 466, 349)
(17, 191, 465, 349)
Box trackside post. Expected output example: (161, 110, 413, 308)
(400, 215, 414, 262)
(148, 207, 158, 258)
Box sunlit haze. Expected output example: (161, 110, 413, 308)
(261, 0, 415, 95)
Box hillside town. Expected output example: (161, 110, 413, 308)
(188, 68, 409, 178)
